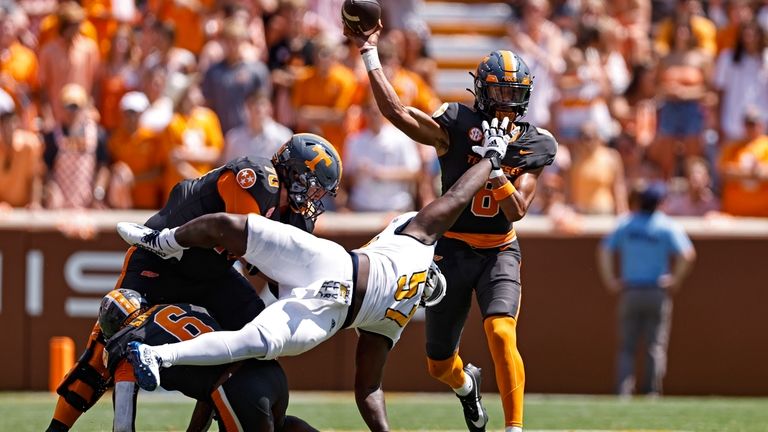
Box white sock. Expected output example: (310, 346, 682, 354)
(159, 227, 186, 250)
(506, 427, 523, 432)
(151, 344, 178, 367)
(453, 373, 473, 396)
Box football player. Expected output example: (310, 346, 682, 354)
(117, 120, 513, 432)
(346, 24, 558, 432)
(46, 133, 341, 432)
(98, 289, 318, 432)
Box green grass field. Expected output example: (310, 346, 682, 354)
(2, 392, 767, 431)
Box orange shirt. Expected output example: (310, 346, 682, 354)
(97, 70, 133, 131)
(1, 42, 39, 91)
(108, 127, 168, 209)
(38, 36, 101, 123)
(38, 15, 99, 49)
(0, 130, 43, 207)
(719, 136, 768, 217)
(655, 16, 717, 57)
(153, 0, 215, 55)
(716, 24, 739, 54)
(164, 106, 224, 195)
(391, 67, 440, 113)
(292, 63, 358, 156)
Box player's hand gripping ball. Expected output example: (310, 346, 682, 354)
(342, 0, 382, 36)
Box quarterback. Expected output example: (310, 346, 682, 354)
(118, 119, 514, 432)
(347, 23, 558, 432)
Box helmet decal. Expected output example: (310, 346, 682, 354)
(305, 145, 333, 171)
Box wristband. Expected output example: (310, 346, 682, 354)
(489, 169, 505, 179)
(361, 47, 382, 72)
(492, 182, 516, 201)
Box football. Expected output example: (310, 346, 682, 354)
(341, 0, 381, 36)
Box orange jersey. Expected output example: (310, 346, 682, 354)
(108, 127, 168, 209)
(163, 107, 225, 195)
(719, 136, 768, 217)
(292, 63, 358, 155)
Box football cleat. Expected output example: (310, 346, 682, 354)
(457, 363, 489, 432)
(117, 222, 184, 260)
(127, 341, 162, 391)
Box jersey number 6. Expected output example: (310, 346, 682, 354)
(154, 306, 215, 342)
(471, 182, 500, 218)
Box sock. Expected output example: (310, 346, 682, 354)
(426, 352, 466, 389)
(485, 316, 525, 429)
(453, 372, 473, 396)
(51, 398, 82, 430)
(506, 427, 523, 432)
(160, 227, 186, 250)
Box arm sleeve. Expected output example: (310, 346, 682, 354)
(216, 171, 263, 215)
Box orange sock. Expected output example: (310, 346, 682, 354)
(426, 351, 466, 389)
(484, 316, 525, 428)
(52, 396, 84, 429)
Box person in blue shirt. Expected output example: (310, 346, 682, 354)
(597, 181, 696, 396)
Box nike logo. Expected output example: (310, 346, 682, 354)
(471, 402, 486, 428)
(519, 149, 534, 155)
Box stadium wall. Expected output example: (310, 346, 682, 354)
(1, 211, 767, 395)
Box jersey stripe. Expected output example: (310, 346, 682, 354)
(211, 386, 244, 432)
(444, 229, 517, 249)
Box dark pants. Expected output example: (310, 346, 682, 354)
(426, 237, 522, 360)
(616, 288, 672, 395)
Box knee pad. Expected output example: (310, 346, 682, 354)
(56, 325, 113, 412)
(484, 315, 518, 346)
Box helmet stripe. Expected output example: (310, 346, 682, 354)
(500, 50, 517, 80)
(107, 290, 134, 316)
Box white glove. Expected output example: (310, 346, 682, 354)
(472, 117, 512, 160)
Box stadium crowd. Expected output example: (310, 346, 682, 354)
(0, 0, 766, 224)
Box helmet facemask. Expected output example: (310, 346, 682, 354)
(474, 77, 532, 119)
(284, 170, 335, 221)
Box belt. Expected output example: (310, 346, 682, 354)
(342, 252, 369, 329)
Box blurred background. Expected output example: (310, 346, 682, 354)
(0, 0, 766, 396)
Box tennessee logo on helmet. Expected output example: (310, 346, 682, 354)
(236, 168, 257, 189)
(305, 144, 333, 171)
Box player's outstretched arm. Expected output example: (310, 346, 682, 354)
(345, 25, 449, 155)
(174, 213, 249, 256)
(491, 168, 543, 222)
(354, 331, 393, 432)
(404, 157, 495, 245)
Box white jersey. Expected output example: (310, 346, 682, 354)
(350, 212, 436, 345)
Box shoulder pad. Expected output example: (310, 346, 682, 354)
(431, 102, 460, 128)
(505, 124, 559, 171)
(224, 156, 278, 190)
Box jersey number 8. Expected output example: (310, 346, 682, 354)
(471, 182, 500, 218)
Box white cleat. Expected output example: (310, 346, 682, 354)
(117, 222, 184, 260)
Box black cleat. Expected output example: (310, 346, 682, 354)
(456, 363, 489, 432)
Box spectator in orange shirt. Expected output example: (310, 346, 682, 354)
(654, 0, 717, 57)
(0, 11, 38, 110)
(37, 1, 99, 49)
(108, 91, 167, 209)
(151, 0, 215, 55)
(718, 109, 768, 217)
(715, 0, 753, 54)
(0, 89, 44, 209)
(96, 25, 140, 132)
(38, 2, 101, 124)
(378, 37, 440, 114)
(292, 37, 358, 155)
(141, 20, 196, 76)
(568, 122, 629, 215)
(164, 73, 224, 195)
